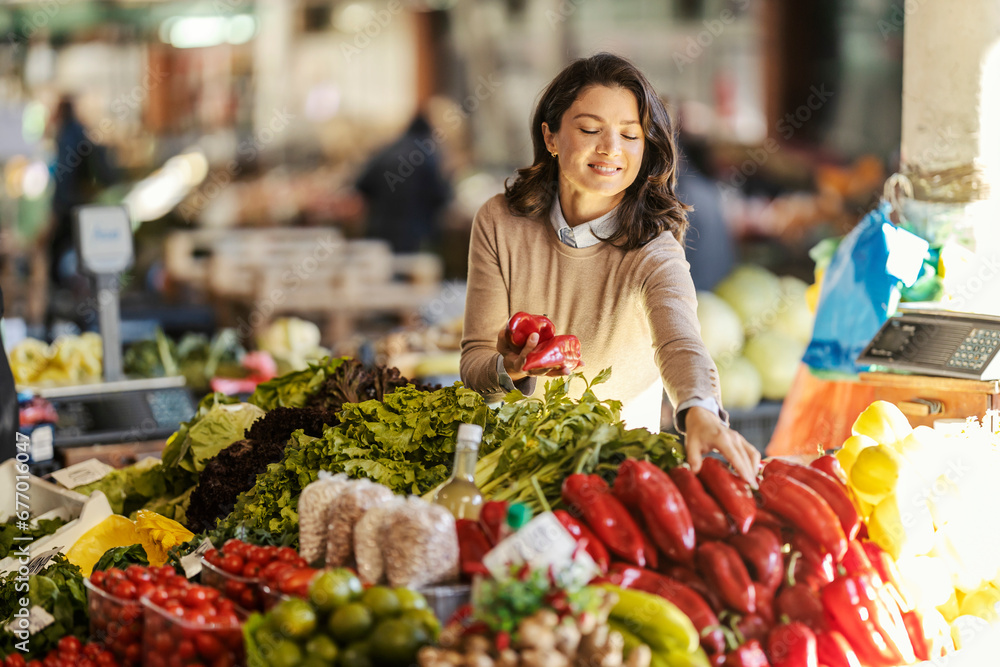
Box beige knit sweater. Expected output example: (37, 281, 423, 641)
(460, 194, 724, 433)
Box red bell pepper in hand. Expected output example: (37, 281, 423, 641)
(723, 640, 770, 667)
(455, 519, 492, 579)
(608, 563, 725, 655)
(478, 500, 509, 546)
(767, 622, 818, 667)
(820, 573, 915, 667)
(669, 466, 733, 540)
(815, 630, 861, 667)
(614, 459, 696, 566)
(561, 474, 650, 567)
(811, 454, 849, 487)
(699, 458, 757, 534)
(506, 312, 555, 347)
(763, 459, 860, 541)
(729, 525, 784, 592)
(776, 579, 827, 633)
(758, 473, 848, 562)
(521, 334, 583, 373)
(697, 541, 756, 615)
(553, 510, 610, 574)
(786, 534, 835, 590)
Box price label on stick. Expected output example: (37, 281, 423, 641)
(51, 459, 115, 489)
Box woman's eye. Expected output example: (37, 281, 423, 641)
(622, 134, 639, 141)
(580, 129, 599, 135)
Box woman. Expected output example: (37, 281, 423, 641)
(460, 53, 759, 484)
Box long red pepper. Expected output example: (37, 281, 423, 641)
(697, 541, 756, 615)
(661, 565, 725, 613)
(613, 459, 696, 566)
(521, 334, 582, 373)
(722, 640, 770, 667)
(759, 473, 848, 562)
(902, 609, 932, 662)
(763, 459, 861, 540)
(560, 474, 650, 567)
(840, 541, 874, 577)
(810, 454, 849, 486)
(815, 630, 861, 667)
(455, 519, 492, 579)
(608, 563, 725, 655)
(766, 621, 818, 667)
(729, 525, 784, 591)
(698, 457, 757, 534)
(669, 466, 733, 539)
(820, 573, 914, 667)
(553, 510, 610, 574)
(861, 540, 912, 612)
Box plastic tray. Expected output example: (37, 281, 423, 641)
(141, 597, 245, 667)
(84, 578, 143, 666)
(200, 557, 264, 613)
(0, 458, 86, 521)
(258, 583, 291, 612)
(419, 583, 471, 625)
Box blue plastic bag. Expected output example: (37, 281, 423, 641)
(802, 201, 928, 376)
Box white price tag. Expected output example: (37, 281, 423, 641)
(482, 512, 599, 586)
(51, 459, 116, 489)
(181, 538, 215, 579)
(30, 425, 54, 463)
(4, 606, 55, 636)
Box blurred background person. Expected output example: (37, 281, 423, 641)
(355, 113, 452, 255)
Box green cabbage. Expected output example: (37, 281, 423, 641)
(696, 291, 745, 362)
(743, 331, 806, 400)
(718, 356, 763, 410)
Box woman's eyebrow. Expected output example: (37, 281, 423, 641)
(573, 113, 640, 125)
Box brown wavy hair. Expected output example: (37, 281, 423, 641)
(505, 53, 690, 248)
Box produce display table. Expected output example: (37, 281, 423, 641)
(858, 372, 1000, 429)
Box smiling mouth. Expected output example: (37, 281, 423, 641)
(589, 164, 622, 175)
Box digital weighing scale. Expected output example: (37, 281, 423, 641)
(856, 309, 1000, 381)
(33, 206, 198, 449)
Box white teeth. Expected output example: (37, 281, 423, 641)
(591, 165, 618, 174)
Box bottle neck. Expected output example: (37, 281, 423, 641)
(452, 443, 479, 481)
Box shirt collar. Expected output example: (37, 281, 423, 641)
(549, 193, 619, 248)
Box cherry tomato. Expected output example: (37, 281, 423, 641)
(125, 566, 151, 583)
(184, 587, 211, 608)
(241, 562, 261, 578)
(194, 634, 224, 661)
(275, 547, 299, 563)
(58, 636, 82, 655)
(4, 654, 27, 667)
(112, 581, 138, 601)
(218, 554, 243, 575)
(90, 571, 106, 587)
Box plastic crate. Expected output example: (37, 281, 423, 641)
(141, 597, 244, 667)
(727, 400, 784, 454)
(200, 558, 264, 613)
(84, 578, 143, 666)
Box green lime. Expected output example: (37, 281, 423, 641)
(310, 570, 359, 612)
(360, 586, 400, 620)
(328, 602, 374, 644)
(305, 634, 339, 663)
(268, 639, 303, 667)
(399, 609, 440, 640)
(271, 598, 318, 640)
(339, 641, 373, 667)
(369, 618, 428, 667)
(393, 588, 428, 612)
(254, 622, 285, 652)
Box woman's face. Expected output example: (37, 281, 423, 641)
(542, 85, 645, 206)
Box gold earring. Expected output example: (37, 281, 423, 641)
(550, 151, 557, 157)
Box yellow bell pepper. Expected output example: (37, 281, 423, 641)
(868, 492, 935, 560)
(958, 585, 1000, 625)
(836, 434, 878, 478)
(850, 443, 903, 505)
(851, 400, 912, 446)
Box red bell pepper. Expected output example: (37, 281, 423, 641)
(735, 613, 771, 645)
(758, 473, 848, 562)
(613, 459, 696, 566)
(478, 500, 509, 546)
(754, 582, 775, 626)
(521, 334, 583, 373)
(608, 563, 725, 655)
(699, 457, 757, 534)
(767, 621, 818, 667)
(810, 454, 848, 487)
(786, 534, 835, 590)
(723, 640, 770, 667)
(763, 459, 860, 541)
(815, 630, 861, 667)
(455, 519, 492, 579)
(820, 573, 915, 667)
(697, 541, 756, 615)
(729, 525, 784, 592)
(506, 312, 555, 347)
(669, 466, 733, 540)
(553, 510, 610, 574)
(775, 579, 827, 632)
(561, 474, 650, 567)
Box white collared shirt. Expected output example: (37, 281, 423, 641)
(495, 195, 724, 432)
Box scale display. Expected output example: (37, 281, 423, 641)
(857, 310, 1000, 381)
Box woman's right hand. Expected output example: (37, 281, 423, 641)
(496, 326, 566, 380)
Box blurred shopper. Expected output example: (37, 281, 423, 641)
(460, 54, 759, 484)
(45, 97, 118, 288)
(355, 113, 452, 254)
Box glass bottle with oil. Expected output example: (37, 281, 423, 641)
(434, 423, 484, 520)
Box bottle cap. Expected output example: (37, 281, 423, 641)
(506, 502, 532, 531)
(457, 423, 483, 443)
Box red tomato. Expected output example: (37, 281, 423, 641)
(125, 566, 151, 583)
(241, 562, 261, 578)
(219, 554, 243, 575)
(148, 589, 170, 607)
(239, 587, 257, 610)
(184, 586, 211, 608)
(90, 570, 106, 588)
(278, 568, 316, 597)
(194, 634, 224, 661)
(275, 547, 299, 563)
(260, 561, 293, 582)
(124, 643, 142, 665)
(178, 639, 197, 661)
(4, 654, 27, 667)
(246, 546, 270, 565)
(83, 644, 103, 659)
(112, 581, 137, 601)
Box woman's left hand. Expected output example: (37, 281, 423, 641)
(683, 406, 761, 487)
